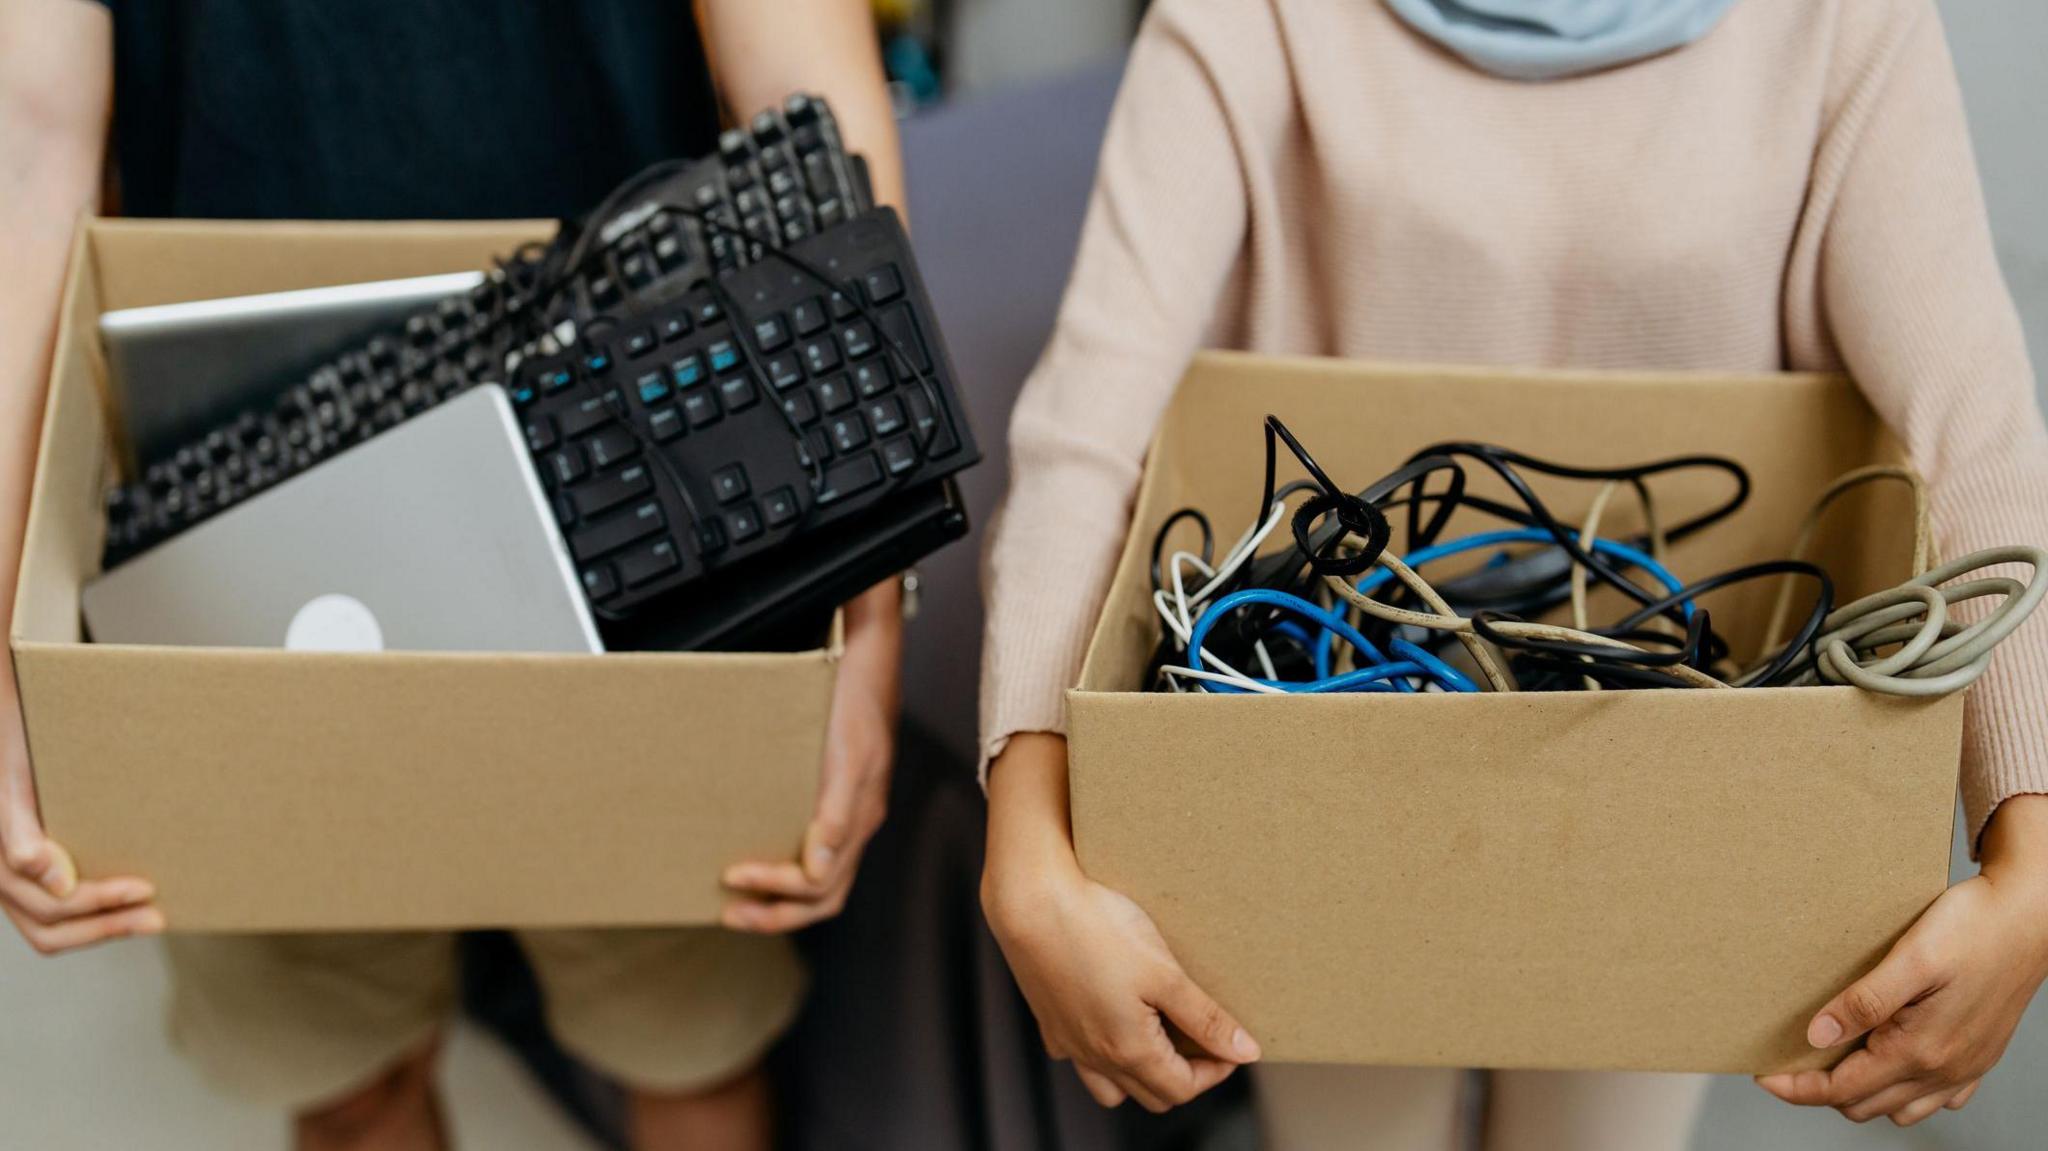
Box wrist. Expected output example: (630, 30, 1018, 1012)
(1979, 796, 2048, 957)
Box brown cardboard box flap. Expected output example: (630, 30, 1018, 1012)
(1068, 353, 1961, 1073)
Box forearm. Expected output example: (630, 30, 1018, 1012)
(695, 0, 904, 213)
(840, 578, 903, 713)
(0, 59, 108, 709)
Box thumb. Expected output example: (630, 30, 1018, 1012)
(802, 766, 859, 883)
(1811, 944, 1932, 1049)
(38, 839, 79, 899)
(0, 797, 70, 897)
(1152, 971, 1261, 1064)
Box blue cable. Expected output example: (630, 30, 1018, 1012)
(1187, 589, 1477, 695)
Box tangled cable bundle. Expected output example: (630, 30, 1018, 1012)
(1145, 416, 2046, 699)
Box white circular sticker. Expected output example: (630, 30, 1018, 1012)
(285, 594, 386, 652)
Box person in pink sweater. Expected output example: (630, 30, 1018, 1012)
(977, 0, 2048, 1145)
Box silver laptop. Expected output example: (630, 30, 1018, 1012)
(83, 385, 603, 655)
(100, 271, 483, 465)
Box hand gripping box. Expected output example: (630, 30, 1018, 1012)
(1067, 352, 1962, 1074)
(9, 219, 833, 931)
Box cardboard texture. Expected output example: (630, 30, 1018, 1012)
(1068, 353, 1963, 1075)
(10, 219, 836, 931)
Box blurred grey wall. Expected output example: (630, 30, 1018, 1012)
(1939, 0, 2048, 410)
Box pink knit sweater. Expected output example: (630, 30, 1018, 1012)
(978, 0, 2048, 847)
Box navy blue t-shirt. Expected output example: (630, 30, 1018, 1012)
(93, 0, 723, 221)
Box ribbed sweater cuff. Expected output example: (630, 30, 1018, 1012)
(1937, 466, 2048, 855)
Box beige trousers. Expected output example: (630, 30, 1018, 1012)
(1257, 1064, 1710, 1151)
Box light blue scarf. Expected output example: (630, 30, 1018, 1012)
(1382, 0, 1742, 81)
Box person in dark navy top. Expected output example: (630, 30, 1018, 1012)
(0, 3, 907, 1149)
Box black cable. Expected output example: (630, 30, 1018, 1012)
(1149, 507, 1215, 593)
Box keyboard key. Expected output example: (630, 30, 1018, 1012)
(524, 415, 557, 453)
(711, 463, 750, 504)
(865, 396, 906, 436)
(863, 265, 905, 304)
(882, 436, 919, 476)
(660, 314, 693, 342)
(636, 371, 670, 405)
(815, 374, 856, 413)
(816, 452, 883, 505)
(687, 291, 722, 326)
(718, 376, 758, 411)
(671, 354, 706, 389)
(798, 428, 833, 469)
(839, 321, 877, 359)
(879, 306, 933, 373)
(752, 313, 791, 352)
(762, 485, 800, 527)
(803, 152, 835, 199)
(829, 414, 869, 454)
(582, 564, 620, 602)
(682, 390, 721, 428)
(582, 347, 613, 375)
(549, 445, 588, 486)
(571, 500, 665, 562)
(768, 169, 799, 200)
(649, 406, 685, 442)
(781, 390, 818, 425)
(708, 339, 740, 373)
(511, 383, 539, 407)
(541, 367, 575, 394)
(571, 463, 653, 518)
(817, 198, 845, 229)
(695, 517, 729, 556)
(618, 537, 682, 588)
(554, 493, 577, 527)
(589, 276, 619, 309)
(790, 297, 828, 336)
(800, 336, 841, 375)
(765, 353, 805, 391)
(727, 504, 763, 543)
(652, 232, 685, 270)
(852, 359, 894, 398)
(905, 388, 960, 458)
(828, 289, 857, 320)
(560, 392, 621, 437)
(619, 250, 654, 289)
(624, 328, 657, 358)
(587, 428, 638, 470)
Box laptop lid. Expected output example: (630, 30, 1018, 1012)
(100, 272, 483, 467)
(83, 385, 602, 655)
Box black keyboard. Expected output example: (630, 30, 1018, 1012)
(516, 207, 976, 617)
(103, 95, 871, 565)
(100, 94, 982, 634)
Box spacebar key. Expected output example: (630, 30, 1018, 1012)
(571, 500, 665, 561)
(815, 452, 882, 505)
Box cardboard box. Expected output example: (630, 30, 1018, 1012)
(9, 219, 834, 931)
(1068, 352, 1962, 1074)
